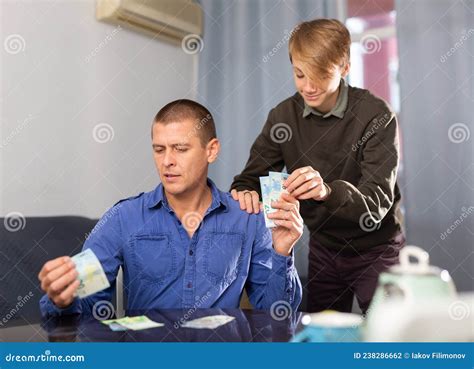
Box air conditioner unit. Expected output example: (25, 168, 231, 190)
(96, 0, 203, 45)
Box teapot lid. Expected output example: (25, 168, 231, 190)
(388, 245, 441, 276)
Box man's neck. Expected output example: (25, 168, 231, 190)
(165, 180, 213, 231)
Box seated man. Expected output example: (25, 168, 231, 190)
(38, 99, 303, 317)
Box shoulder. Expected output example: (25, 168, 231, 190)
(268, 93, 304, 121)
(348, 85, 396, 128)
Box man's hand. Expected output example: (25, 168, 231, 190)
(267, 192, 304, 256)
(284, 166, 330, 201)
(231, 189, 261, 214)
(38, 256, 80, 309)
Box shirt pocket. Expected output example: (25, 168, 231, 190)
(130, 233, 176, 285)
(203, 232, 244, 285)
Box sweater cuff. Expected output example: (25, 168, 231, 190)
(321, 180, 347, 211)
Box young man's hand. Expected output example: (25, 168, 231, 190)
(268, 192, 304, 256)
(231, 189, 261, 214)
(284, 166, 330, 201)
(38, 256, 80, 309)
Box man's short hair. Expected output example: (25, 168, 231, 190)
(152, 99, 217, 146)
(289, 18, 351, 82)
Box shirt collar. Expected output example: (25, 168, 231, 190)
(302, 78, 349, 119)
(146, 178, 229, 213)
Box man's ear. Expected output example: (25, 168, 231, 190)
(342, 62, 351, 78)
(206, 138, 220, 164)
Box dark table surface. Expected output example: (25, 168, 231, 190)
(0, 309, 304, 342)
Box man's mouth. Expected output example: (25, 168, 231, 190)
(163, 173, 181, 180)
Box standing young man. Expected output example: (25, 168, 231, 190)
(231, 19, 405, 314)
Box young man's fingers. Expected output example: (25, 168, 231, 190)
(292, 179, 321, 198)
(38, 256, 70, 281)
(297, 186, 325, 200)
(231, 189, 238, 201)
(286, 171, 317, 193)
(284, 166, 311, 188)
(237, 191, 247, 210)
(251, 192, 260, 214)
(244, 192, 253, 213)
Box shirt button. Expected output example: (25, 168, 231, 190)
(189, 250, 194, 256)
(187, 282, 192, 288)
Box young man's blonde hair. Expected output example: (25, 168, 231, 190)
(289, 19, 351, 83)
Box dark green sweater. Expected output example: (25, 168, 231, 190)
(231, 85, 404, 251)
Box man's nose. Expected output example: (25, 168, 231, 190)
(163, 150, 176, 166)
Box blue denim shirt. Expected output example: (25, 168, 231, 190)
(40, 179, 302, 317)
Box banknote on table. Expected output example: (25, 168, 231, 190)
(260, 172, 289, 228)
(181, 315, 235, 329)
(71, 248, 110, 298)
(101, 316, 164, 331)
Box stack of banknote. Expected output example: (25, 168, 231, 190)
(259, 171, 289, 228)
(71, 248, 110, 298)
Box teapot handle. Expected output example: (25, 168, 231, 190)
(399, 245, 429, 269)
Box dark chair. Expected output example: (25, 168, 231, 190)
(0, 216, 98, 326)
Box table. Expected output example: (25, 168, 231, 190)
(0, 309, 304, 342)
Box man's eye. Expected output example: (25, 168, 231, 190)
(176, 147, 188, 152)
(154, 149, 164, 154)
(296, 74, 304, 79)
